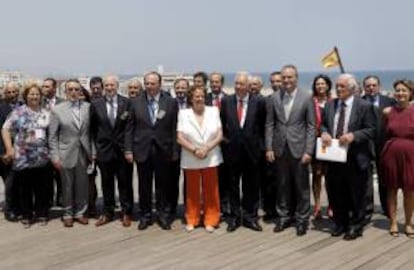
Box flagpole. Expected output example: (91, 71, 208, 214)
(334, 46, 345, 73)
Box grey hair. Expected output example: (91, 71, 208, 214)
(5, 81, 21, 91)
(103, 74, 120, 87)
(250, 75, 263, 85)
(127, 78, 142, 88)
(235, 71, 250, 83)
(338, 73, 358, 92)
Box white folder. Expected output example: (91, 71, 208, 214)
(315, 137, 348, 163)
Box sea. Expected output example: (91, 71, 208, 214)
(220, 70, 414, 93)
(118, 70, 414, 94)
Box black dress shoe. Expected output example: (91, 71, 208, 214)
(343, 228, 362, 241)
(296, 224, 307, 236)
(158, 218, 171, 230)
(138, 219, 151, 230)
(244, 220, 263, 232)
(226, 220, 240, 232)
(5, 212, 18, 222)
(331, 225, 346, 237)
(273, 222, 290, 233)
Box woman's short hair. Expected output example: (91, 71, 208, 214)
(187, 86, 207, 106)
(22, 81, 42, 103)
(312, 74, 332, 97)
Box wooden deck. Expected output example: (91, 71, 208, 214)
(0, 173, 413, 270)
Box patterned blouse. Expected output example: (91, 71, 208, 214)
(3, 105, 50, 170)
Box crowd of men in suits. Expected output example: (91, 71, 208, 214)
(0, 65, 395, 240)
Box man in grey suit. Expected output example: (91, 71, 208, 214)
(265, 64, 316, 236)
(49, 79, 92, 228)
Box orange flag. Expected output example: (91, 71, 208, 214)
(321, 48, 339, 68)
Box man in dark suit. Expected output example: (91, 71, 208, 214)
(41, 77, 65, 207)
(125, 71, 178, 230)
(362, 75, 395, 220)
(87, 76, 104, 217)
(321, 73, 376, 240)
(265, 65, 315, 236)
(169, 78, 190, 220)
(90, 75, 134, 227)
(220, 72, 266, 232)
(205, 72, 230, 219)
(0, 82, 22, 221)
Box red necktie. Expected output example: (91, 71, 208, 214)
(237, 99, 244, 125)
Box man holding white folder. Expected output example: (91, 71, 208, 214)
(320, 73, 376, 240)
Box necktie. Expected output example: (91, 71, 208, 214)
(108, 98, 116, 127)
(72, 101, 80, 127)
(237, 99, 244, 126)
(336, 101, 346, 138)
(214, 95, 221, 108)
(149, 98, 157, 125)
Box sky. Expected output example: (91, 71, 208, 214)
(1, 0, 413, 76)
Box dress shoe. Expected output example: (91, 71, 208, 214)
(122, 215, 132, 227)
(138, 219, 151, 230)
(63, 218, 74, 228)
(205, 225, 215, 233)
(21, 219, 31, 229)
(331, 225, 346, 237)
(243, 220, 263, 232)
(273, 222, 290, 233)
(343, 228, 362, 241)
(158, 218, 171, 230)
(5, 212, 19, 222)
(38, 217, 48, 226)
(185, 224, 195, 232)
(226, 220, 240, 232)
(95, 214, 113, 227)
(76, 216, 89, 225)
(296, 224, 307, 236)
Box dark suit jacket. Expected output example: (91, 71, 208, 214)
(205, 92, 227, 107)
(362, 94, 395, 156)
(321, 96, 376, 170)
(90, 95, 131, 162)
(220, 94, 266, 165)
(41, 96, 64, 109)
(125, 91, 178, 163)
(0, 101, 22, 155)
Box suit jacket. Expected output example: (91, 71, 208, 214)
(220, 94, 266, 164)
(90, 95, 131, 162)
(321, 96, 376, 170)
(206, 91, 227, 107)
(265, 89, 316, 159)
(41, 96, 64, 110)
(125, 91, 178, 163)
(0, 101, 22, 155)
(362, 94, 395, 156)
(48, 100, 91, 168)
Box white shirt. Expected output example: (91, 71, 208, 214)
(333, 95, 354, 138)
(177, 106, 223, 169)
(106, 94, 118, 119)
(283, 88, 297, 120)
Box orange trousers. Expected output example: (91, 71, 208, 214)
(184, 167, 220, 227)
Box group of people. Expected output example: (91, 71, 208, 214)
(0, 65, 413, 241)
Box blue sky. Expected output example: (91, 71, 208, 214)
(1, 0, 412, 75)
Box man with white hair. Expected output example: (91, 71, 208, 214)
(220, 72, 266, 232)
(321, 73, 376, 240)
(127, 78, 143, 98)
(90, 75, 134, 227)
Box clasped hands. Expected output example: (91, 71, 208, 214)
(321, 132, 354, 147)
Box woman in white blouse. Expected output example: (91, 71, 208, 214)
(177, 86, 223, 233)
